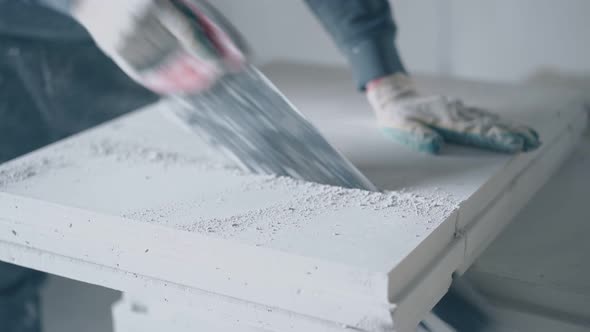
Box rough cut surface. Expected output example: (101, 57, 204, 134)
(0, 63, 587, 331)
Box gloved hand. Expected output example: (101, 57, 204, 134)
(71, 0, 245, 94)
(367, 73, 541, 154)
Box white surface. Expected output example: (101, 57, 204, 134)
(210, 0, 590, 82)
(112, 294, 361, 332)
(0, 63, 587, 331)
(468, 131, 590, 324)
(449, 0, 590, 82)
(111, 295, 453, 332)
(39, 132, 590, 332)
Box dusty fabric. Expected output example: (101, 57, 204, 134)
(367, 73, 541, 153)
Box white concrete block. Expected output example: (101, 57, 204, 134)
(0, 63, 586, 331)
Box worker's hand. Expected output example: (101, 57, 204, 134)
(72, 0, 245, 94)
(366, 74, 541, 154)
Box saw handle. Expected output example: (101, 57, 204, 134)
(171, 0, 249, 72)
(72, 0, 249, 95)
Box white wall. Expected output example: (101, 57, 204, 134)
(209, 0, 344, 65)
(209, 0, 444, 75)
(449, 0, 590, 82)
(209, 0, 590, 83)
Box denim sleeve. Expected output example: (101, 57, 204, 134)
(303, 0, 406, 90)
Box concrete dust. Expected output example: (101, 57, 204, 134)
(0, 132, 459, 244)
(181, 176, 458, 239)
(88, 138, 231, 171)
(0, 156, 68, 188)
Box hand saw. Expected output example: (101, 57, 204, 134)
(169, 0, 377, 191)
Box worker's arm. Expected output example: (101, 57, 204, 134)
(42, 0, 244, 94)
(304, 0, 540, 154)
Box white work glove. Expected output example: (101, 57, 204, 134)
(366, 74, 541, 154)
(71, 0, 245, 94)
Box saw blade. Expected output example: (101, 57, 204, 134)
(171, 65, 377, 191)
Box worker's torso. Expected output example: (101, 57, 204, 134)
(0, 0, 88, 40)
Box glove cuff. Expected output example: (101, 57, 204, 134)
(366, 73, 418, 110)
